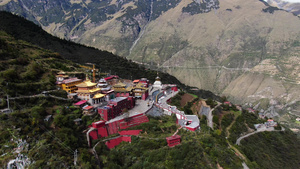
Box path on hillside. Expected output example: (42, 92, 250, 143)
(236, 127, 284, 145)
(207, 102, 222, 129)
(173, 126, 182, 136)
(161, 65, 251, 71)
(154, 90, 187, 119)
(225, 113, 238, 139)
(224, 114, 247, 163)
(8, 90, 70, 101)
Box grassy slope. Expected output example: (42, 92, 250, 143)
(0, 11, 184, 87)
(0, 31, 99, 168)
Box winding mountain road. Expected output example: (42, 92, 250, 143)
(236, 127, 284, 145)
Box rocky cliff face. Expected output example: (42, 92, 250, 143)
(1, 0, 299, 129)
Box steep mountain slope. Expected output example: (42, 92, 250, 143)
(1, 0, 299, 128)
(263, 0, 300, 15)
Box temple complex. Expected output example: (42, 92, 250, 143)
(56, 71, 69, 88)
(76, 79, 104, 105)
(61, 77, 82, 93)
(113, 82, 133, 97)
(132, 82, 149, 100)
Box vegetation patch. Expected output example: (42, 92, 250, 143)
(182, 0, 220, 15)
(240, 131, 300, 169)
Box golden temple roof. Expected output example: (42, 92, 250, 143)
(113, 82, 127, 88)
(76, 88, 101, 93)
(76, 80, 97, 87)
(93, 93, 105, 99)
(134, 82, 148, 89)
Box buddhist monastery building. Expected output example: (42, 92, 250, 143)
(177, 115, 200, 131)
(83, 106, 95, 115)
(97, 78, 108, 88)
(76, 79, 104, 105)
(139, 78, 149, 87)
(87, 113, 149, 147)
(166, 135, 181, 147)
(153, 76, 163, 89)
(61, 77, 82, 93)
(133, 79, 140, 85)
(98, 97, 135, 121)
(113, 82, 133, 97)
(56, 71, 69, 88)
(132, 82, 149, 100)
(74, 100, 87, 108)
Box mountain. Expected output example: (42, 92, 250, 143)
(263, 0, 300, 16)
(0, 11, 300, 169)
(0, 0, 299, 131)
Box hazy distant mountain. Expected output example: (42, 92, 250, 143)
(1, 0, 299, 130)
(263, 0, 300, 15)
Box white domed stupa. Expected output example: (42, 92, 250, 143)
(153, 75, 162, 89)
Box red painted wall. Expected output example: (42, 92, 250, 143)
(89, 130, 98, 140)
(118, 130, 142, 136)
(98, 127, 109, 137)
(166, 135, 181, 147)
(185, 126, 198, 131)
(92, 121, 105, 128)
(105, 136, 131, 149)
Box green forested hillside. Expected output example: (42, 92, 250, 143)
(0, 11, 183, 87)
(241, 131, 300, 169)
(0, 31, 98, 168)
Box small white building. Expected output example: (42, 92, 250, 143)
(153, 76, 162, 89)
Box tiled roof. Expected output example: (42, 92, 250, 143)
(76, 88, 101, 93)
(76, 80, 97, 87)
(110, 97, 127, 103)
(113, 82, 126, 88)
(63, 78, 82, 84)
(84, 106, 94, 110)
(93, 93, 105, 99)
(74, 100, 87, 105)
(166, 135, 181, 140)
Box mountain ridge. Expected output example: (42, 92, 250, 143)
(0, 0, 299, 132)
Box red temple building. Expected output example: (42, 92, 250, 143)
(166, 135, 181, 147)
(87, 113, 149, 147)
(98, 97, 135, 121)
(139, 78, 149, 87)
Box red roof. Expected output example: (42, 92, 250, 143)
(104, 76, 113, 81)
(63, 77, 82, 84)
(74, 100, 87, 106)
(166, 135, 181, 141)
(133, 79, 140, 83)
(118, 130, 142, 136)
(84, 106, 94, 110)
(104, 75, 119, 81)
